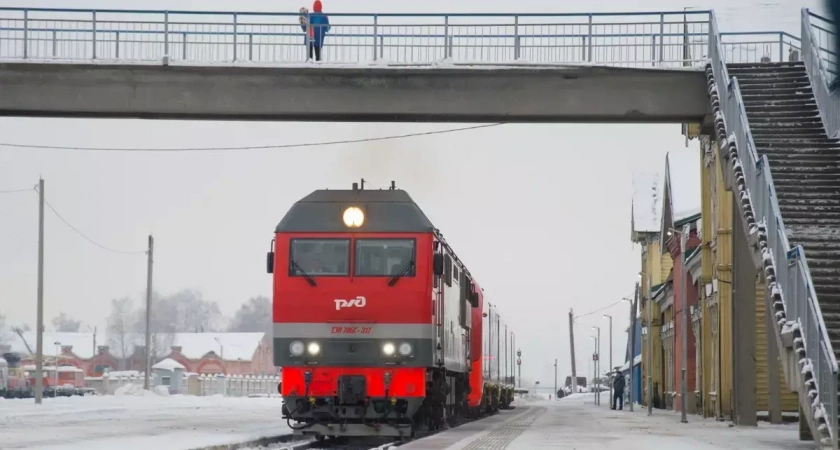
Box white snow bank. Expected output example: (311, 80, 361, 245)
(0, 393, 288, 450)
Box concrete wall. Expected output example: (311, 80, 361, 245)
(0, 63, 709, 122)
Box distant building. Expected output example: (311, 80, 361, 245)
(8, 331, 275, 377)
(564, 375, 587, 388)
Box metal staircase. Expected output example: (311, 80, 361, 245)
(708, 10, 840, 449)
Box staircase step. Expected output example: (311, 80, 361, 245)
(773, 178, 840, 187)
(776, 191, 840, 200)
(766, 155, 840, 165)
(769, 163, 840, 172)
(742, 93, 815, 102)
(773, 171, 840, 180)
(750, 121, 825, 129)
(816, 300, 840, 313)
(755, 148, 840, 156)
(779, 209, 840, 221)
(747, 111, 821, 120)
(783, 217, 840, 226)
(738, 75, 811, 86)
(740, 87, 814, 97)
(810, 278, 840, 293)
(745, 98, 818, 108)
(755, 138, 839, 147)
(779, 198, 840, 207)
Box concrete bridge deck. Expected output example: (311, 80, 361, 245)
(0, 62, 708, 122)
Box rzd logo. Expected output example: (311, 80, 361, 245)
(335, 296, 367, 311)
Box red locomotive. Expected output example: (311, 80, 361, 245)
(267, 182, 515, 439)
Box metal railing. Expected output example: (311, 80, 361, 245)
(0, 7, 780, 69)
(803, 9, 840, 139)
(710, 10, 839, 447)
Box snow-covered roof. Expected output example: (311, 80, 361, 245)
(664, 150, 702, 224)
(153, 358, 185, 372)
(631, 172, 662, 234)
(8, 332, 266, 362)
(619, 354, 642, 372)
(20, 365, 84, 373)
(172, 333, 266, 361)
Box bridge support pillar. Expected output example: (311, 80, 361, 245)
(731, 199, 757, 427)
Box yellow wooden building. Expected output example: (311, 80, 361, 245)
(631, 172, 672, 410)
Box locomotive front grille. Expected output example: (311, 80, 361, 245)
(337, 375, 367, 405)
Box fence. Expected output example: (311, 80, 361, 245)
(803, 9, 840, 139)
(710, 9, 839, 447)
(194, 373, 280, 398)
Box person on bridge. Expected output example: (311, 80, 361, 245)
(611, 370, 625, 410)
(301, 0, 331, 62)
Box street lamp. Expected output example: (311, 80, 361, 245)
(53, 341, 60, 396)
(622, 290, 638, 412)
(592, 326, 601, 406)
(214, 336, 226, 374)
(603, 314, 613, 408)
(668, 224, 690, 424)
(516, 349, 522, 389)
(589, 336, 596, 404)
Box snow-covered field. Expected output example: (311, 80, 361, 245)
(0, 393, 289, 450)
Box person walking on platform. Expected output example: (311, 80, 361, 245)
(300, 0, 331, 62)
(611, 370, 625, 410)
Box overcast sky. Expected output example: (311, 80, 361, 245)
(0, 0, 822, 385)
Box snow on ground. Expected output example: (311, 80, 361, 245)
(404, 394, 810, 450)
(0, 394, 289, 450)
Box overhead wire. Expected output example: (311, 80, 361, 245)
(574, 297, 633, 321)
(0, 187, 35, 194)
(0, 123, 505, 152)
(29, 185, 146, 255)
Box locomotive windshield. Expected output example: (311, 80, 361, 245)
(355, 239, 416, 276)
(289, 238, 350, 276)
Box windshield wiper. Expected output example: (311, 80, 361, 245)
(292, 260, 317, 286)
(387, 259, 415, 287)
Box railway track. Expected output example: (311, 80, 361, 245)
(198, 410, 505, 450)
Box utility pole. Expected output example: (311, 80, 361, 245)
(604, 314, 613, 407)
(647, 273, 653, 416)
(569, 309, 577, 393)
(143, 235, 154, 390)
(554, 358, 557, 400)
(679, 224, 689, 423)
(592, 326, 601, 406)
(516, 349, 521, 389)
(35, 177, 45, 405)
(629, 283, 639, 412)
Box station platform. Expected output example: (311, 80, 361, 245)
(400, 394, 809, 450)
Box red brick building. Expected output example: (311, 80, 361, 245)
(8, 332, 274, 377)
(659, 150, 702, 413)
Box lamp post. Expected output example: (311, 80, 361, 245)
(623, 285, 639, 412)
(592, 326, 601, 406)
(516, 349, 521, 389)
(590, 335, 598, 405)
(668, 224, 690, 424)
(53, 341, 60, 396)
(603, 314, 613, 408)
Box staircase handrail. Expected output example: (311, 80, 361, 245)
(710, 10, 838, 444)
(803, 8, 840, 139)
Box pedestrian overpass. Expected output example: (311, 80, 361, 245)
(2, 6, 840, 449)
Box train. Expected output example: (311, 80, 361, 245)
(267, 182, 517, 440)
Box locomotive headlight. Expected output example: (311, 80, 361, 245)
(382, 342, 396, 356)
(307, 342, 321, 355)
(343, 207, 365, 228)
(289, 340, 305, 356)
(398, 342, 413, 356)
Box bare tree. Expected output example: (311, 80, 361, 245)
(0, 311, 7, 345)
(52, 313, 82, 332)
(228, 296, 272, 334)
(106, 297, 136, 370)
